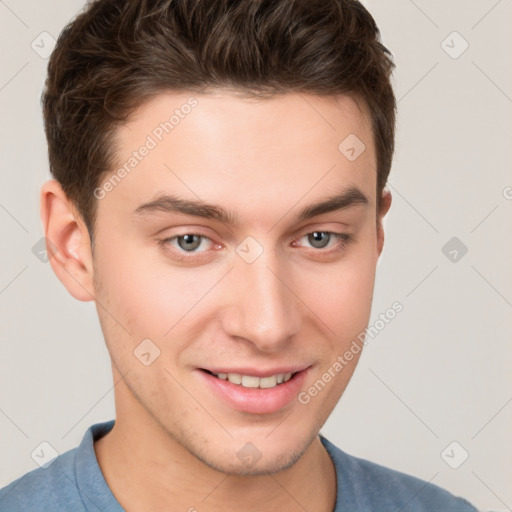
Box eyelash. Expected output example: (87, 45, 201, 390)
(158, 231, 354, 262)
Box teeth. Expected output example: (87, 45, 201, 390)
(213, 371, 294, 389)
(227, 373, 242, 385)
(259, 376, 277, 388)
(241, 375, 260, 388)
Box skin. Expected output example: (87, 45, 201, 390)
(40, 90, 392, 512)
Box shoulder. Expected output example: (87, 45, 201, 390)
(0, 448, 86, 512)
(0, 420, 116, 512)
(320, 436, 478, 511)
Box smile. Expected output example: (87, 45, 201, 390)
(197, 365, 311, 414)
(204, 370, 295, 389)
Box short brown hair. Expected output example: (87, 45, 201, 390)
(43, 0, 396, 242)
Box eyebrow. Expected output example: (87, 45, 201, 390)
(133, 186, 369, 225)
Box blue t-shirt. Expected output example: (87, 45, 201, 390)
(0, 419, 478, 511)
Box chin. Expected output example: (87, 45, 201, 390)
(198, 444, 308, 476)
(181, 426, 319, 477)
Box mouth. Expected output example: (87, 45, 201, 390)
(197, 366, 311, 414)
(201, 369, 297, 389)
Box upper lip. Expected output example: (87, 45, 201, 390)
(200, 365, 311, 378)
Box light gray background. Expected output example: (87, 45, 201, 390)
(1, 1, 511, 510)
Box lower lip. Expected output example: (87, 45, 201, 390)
(197, 369, 310, 415)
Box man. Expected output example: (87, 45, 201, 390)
(0, 0, 478, 510)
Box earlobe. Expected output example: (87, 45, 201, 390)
(376, 187, 392, 257)
(39, 179, 96, 302)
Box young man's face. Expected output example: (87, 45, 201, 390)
(53, 90, 390, 475)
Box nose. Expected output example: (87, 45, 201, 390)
(220, 243, 301, 352)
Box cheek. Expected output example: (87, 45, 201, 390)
(294, 239, 378, 340)
(93, 239, 220, 353)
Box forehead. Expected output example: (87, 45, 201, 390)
(100, 90, 376, 225)
(119, 89, 373, 156)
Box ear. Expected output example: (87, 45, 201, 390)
(39, 179, 96, 302)
(376, 187, 392, 257)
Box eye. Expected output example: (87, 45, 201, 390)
(295, 231, 353, 251)
(159, 230, 354, 263)
(162, 234, 214, 254)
